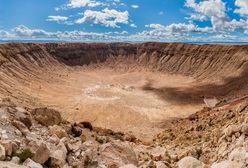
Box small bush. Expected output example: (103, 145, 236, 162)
(12, 149, 33, 163)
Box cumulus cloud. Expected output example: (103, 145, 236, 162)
(185, 0, 227, 31)
(234, 0, 248, 16)
(75, 8, 129, 28)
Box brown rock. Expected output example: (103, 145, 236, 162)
(31, 108, 62, 126)
(99, 141, 138, 167)
(0, 140, 12, 156)
(28, 140, 49, 164)
(49, 125, 68, 139)
(0, 144, 6, 161)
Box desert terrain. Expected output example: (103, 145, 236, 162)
(0, 42, 248, 167)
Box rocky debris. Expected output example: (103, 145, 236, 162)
(31, 108, 62, 126)
(0, 100, 248, 167)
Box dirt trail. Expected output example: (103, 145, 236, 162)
(1, 42, 248, 140)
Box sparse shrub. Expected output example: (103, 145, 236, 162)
(12, 148, 33, 163)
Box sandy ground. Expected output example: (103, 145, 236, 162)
(3, 66, 201, 140)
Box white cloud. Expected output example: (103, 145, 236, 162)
(185, 0, 227, 30)
(234, 0, 248, 16)
(131, 5, 139, 9)
(47, 16, 68, 22)
(67, 0, 104, 8)
(130, 23, 137, 28)
(75, 8, 129, 28)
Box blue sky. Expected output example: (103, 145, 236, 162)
(0, 0, 248, 42)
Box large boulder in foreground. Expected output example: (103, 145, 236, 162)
(31, 108, 62, 126)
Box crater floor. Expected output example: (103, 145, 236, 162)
(10, 67, 203, 139)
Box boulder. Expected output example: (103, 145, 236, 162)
(0, 144, 6, 161)
(0, 140, 12, 156)
(49, 125, 68, 139)
(27, 140, 49, 164)
(31, 108, 62, 126)
(211, 160, 242, 168)
(178, 156, 205, 168)
(0, 161, 28, 168)
(99, 141, 138, 167)
(48, 142, 67, 168)
(23, 158, 43, 168)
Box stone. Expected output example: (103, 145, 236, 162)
(223, 125, 240, 137)
(28, 140, 49, 164)
(14, 107, 32, 128)
(49, 142, 67, 168)
(211, 160, 242, 168)
(241, 124, 248, 135)
(99, 141, 138, 167)
(0, 161, 28, 168)
(0, 140, 12, 156)
(49, 125, 68, 139)
(12, 120, 30, 135)
(155, 161, 168, 168)
(11, 156, 20, 164)
(23, 158, 43, 168)
(120, 164, 138, 168)
(228, 147, 248, 164)
(0, 144, 6, 161)
(178, 156, 205, 168)
(31, 108, 62, 126)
